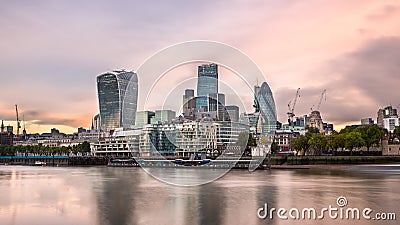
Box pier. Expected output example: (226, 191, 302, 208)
(0, 156, 108, 166)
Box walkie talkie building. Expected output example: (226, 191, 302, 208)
(97, 70, 138, 131)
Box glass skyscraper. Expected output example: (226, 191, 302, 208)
(257, 82, 277, 134)
(97, 70, 138, 131)
(182, 89, 195, 111)
(196, 64, 218, 110)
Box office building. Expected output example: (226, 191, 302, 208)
(175, 120, 218, 157)
(5, 126, 13, 133)
(208, 93, 226, 120)
(383, 118, 400, 133)
(323, 123, 334, 135)
(93, 114, 100, 130)
(77, 127, 86, 134)
(215, 121, 249, 146)
(294, 115, 310, 128)
(196, 64, 218, 110)
(0, 131, 13, 145)
(253, 84, 261, 112)
(377, 106, 398, 127)
(183, 89, 195, 111)
(257, 82, 277, 134)
(225, 105, 239, 122)
(240, 112, 261, 134)
(274, 130, 296, 151)
(91, 129, 142, 157)
(361, 118, 374, 126)
(139, 124, 176, 157)
(151, 110, 176, 124)
(309, 111, 325, 133)
(135, 111, 155, 128)
(97, 70, 138, 131)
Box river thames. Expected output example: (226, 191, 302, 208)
(0, 165, 399, 225)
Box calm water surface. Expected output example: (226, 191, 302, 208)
(0, 165, 399, 225)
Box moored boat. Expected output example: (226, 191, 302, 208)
(107, 158, 139, 167)
(34, 161, 47, 167)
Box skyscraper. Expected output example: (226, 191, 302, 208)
(93, 114, 100, 130)
(208, 93, 226, 120)
(253, 84, 261, 112)
(225, 105, 239, 122)
(97, 70, 138, 131)
(257, 82, 277, 134)
(183, 89, 195, 111)
(196, 64, 218, 110)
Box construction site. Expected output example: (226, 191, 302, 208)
(285, 88, 331, 132)
(0, 105, 27, 145)
(273, 88, 333, 152)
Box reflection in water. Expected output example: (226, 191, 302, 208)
(197, 184, 225, 225)
(93, 168, 138, 225)
(0, 165, 399, 225)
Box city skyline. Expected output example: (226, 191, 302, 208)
(0, 1, 399, 133)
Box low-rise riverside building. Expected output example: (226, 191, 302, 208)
(139, 123, 176, 157)
(91, 120, 250, 158)
(175, 120, 218, 157)
(91, 129, 141, 157)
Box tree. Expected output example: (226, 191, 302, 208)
(327, 133, 345, 153)
(357, 125, 385, 151)
(247, 134, 257, 147)
(340, 126, 357, 134)
(307, 127, 320, 135)
(271, 141, 280, 153)
(394, 126, 400, 138)
(291, 135, 310, 156)
(345, 131, 365, 155)
(308, 133, 327, 155)
(81, 141, 91, 153)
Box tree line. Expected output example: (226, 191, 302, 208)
(291, 125, 387, 156)
(0, 141, 91, 156)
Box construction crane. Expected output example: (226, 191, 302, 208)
(15, 104, 21, 136)
(287, 88, 300, 127)
(311, 89, 327, 111)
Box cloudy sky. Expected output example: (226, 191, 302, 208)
(0, 0, 399, 133)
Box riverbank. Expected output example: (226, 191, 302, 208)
(270, 164, 354, 170)
(0, 156, 109, 166)
(282, 155, 400, 165)
(1, 155, 400, 168)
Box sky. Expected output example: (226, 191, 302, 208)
(0, 0, 399, 134)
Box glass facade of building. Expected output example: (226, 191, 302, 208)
(183, 89, 195, 111)
(208, 93, 227, 120)
(225, 105, 239, 122)
(257, 82, 277, 134)
(151, 110, 176, 124)
(135, 111, 155, 128)
(97, 70, 138, 131)
(196, 64, 218, 110)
